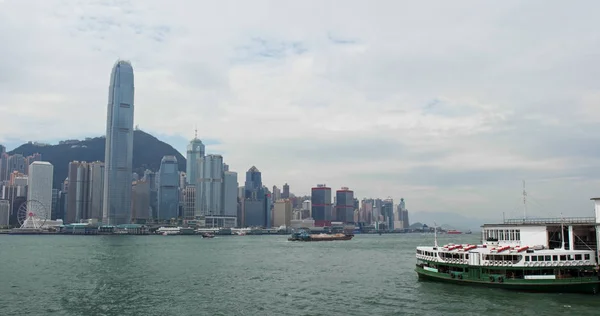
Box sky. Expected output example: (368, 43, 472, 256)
(1, 0, 600, 220)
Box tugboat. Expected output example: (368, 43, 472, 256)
(414, 197, 600, 294)
(288, 230, 353, 242)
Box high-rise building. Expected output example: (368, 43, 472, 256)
(142, 170, 158, 219)
(131, 179, 150, 222)
(398, 198, 410, 229)
(243, 166, 267, 227)
(26, 153, 42, 168)
(0, 145, 5, 154)
(311, 184, 332, 227)
(273, 199, 292, 228)
(7, 154, 27, 176)
(27, 161, 53, 220)
(158, 156, 179, 221)
(272, 185, 281, 201)
(382, 198, 394, 230)
(0, 200, 9, 227)
(51, 189, 59, 220)
(282, 183, 290, 199)
(88, 162, 105, 221)
(335, 187, 355, 223)
(103, 60, 135, 225)
(67, 161, 90, 223)
(223, 171, 238, 217)
(186, 132, 205, 185)
(197, 154, 223, 216)
(0, 152, 8, 183)
(182, 185, 196, 220)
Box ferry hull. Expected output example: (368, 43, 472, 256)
(416, 267, 600, 294)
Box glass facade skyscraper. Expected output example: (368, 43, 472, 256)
(102, 60, 135, 225)
(158, 156, 179, 220)
(311, 184, 332, 226)
(186, 135, 205, 185)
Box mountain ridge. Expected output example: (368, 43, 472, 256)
(8, 130, 186, 189)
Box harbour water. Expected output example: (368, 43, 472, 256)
(1, 234, 600, 315)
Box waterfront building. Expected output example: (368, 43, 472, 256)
(67, 161, 89, 223)
(7, 154, 27, 176)
(158, 156, 179, 221)
(243, 166, 268, 227)
(27, 161, 54, 220)
(10, 171, 27, 186)
(397, 198, 410, 229)
(131, 179, 150, 222)
(51, 189, 59, 220)
(311, 184, 332, 227)
(142, 170, 158, 219)
(382, 198, 394, 230)
(103, 60, 135, 225)
(88, 162, 104, 221)
(196, 154, 223, 216)
(0, 200, 9, 227)
(335, 187, 355, 224)
(273, 199, 292, 228)
(182, 185, 196, 220)
(223, 171, 238, 217)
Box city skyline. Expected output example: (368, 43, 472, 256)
(2, 1, 600, 219)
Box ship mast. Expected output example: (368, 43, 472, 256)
(434, 222, 438, 248)
(560, 213, 565, 250)
(522, 180, 527, 221)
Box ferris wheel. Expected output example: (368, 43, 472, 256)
(17, 200, 48, 229)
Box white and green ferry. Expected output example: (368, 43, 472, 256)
(415, 197, 600, 294)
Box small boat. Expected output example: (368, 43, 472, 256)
(447, 229, 462, 234)
(201, 233, 215, 238)
(288, 230, 353, 242)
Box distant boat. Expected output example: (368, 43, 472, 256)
(446, 230, 462, 234)
(465, 230, 472, 234)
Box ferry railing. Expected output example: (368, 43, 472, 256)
(503, 217, 596, 225)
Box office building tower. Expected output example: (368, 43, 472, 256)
(223, 171, 238, 217)
(182, 185, 196, 220)
(131, 179, 150, 222)
(0, 199, 9, 227)
(88, 162, 105, 221)
(158, 156, 179, 221)
(26, 153, 42, 168)
(186, 131, 205, 185)
(282, 183, 290, 199)
(10, 172, 27, 186)
(67, 161, 90, 223)
(51, 189, 59, 220)
(382, 198, 394, 230)
(179, 172, 186, 189)
(243, 166, 267, 227)
(0, 145, 5, 154)
(0, 150, 7, 183)
(27, 161, 53, 220)
(311, 184, 332, 227)
(273, 199, 292, 228)
(335, 187, 355, 223)
(142, 170, 158, 219)
(196, 154, 223, 216)
(272, 185, 281, 201)
(398, 198, 410, 229)
(103, 60, 135, 225)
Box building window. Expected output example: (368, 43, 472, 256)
(120, 103, 131, 108)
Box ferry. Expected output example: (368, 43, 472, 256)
(446, 230, 462, 234)
(415, 197, 600, 294)
(288, 230, 353, 242)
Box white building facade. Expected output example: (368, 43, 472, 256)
(27, 161, 54, 219)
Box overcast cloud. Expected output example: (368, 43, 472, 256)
(1, 0, 600, 219)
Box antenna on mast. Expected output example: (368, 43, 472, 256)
(434, 222, 438, 248)
(522, 180, 527, 221)
(560, 213, 565, 250)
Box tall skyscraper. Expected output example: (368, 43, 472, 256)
(382, 198, 394, 230)
(398, 198, 410, 229)
(282, 183, 290, 199)
(311, 184, 332, 227)
(88, 162, 105, 221)
(103, 60, 135, 225)
(186, 131, 205, 185)
(158, 156, 179, 220)
(197, 154, 223, 216)
(0, 152, 8, 183)
(272, 185, 281, 201)
(182, 185, 196, 220)
(222, 171, 238, 217)
(335, 187, 355, 223)
(67, 161, 90, 223)
(27, 161, 53, 220)
(0, 200, 9, 227)
(243, 166, 267, 227)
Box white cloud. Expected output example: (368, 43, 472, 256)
(1, 0, 600, 218)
